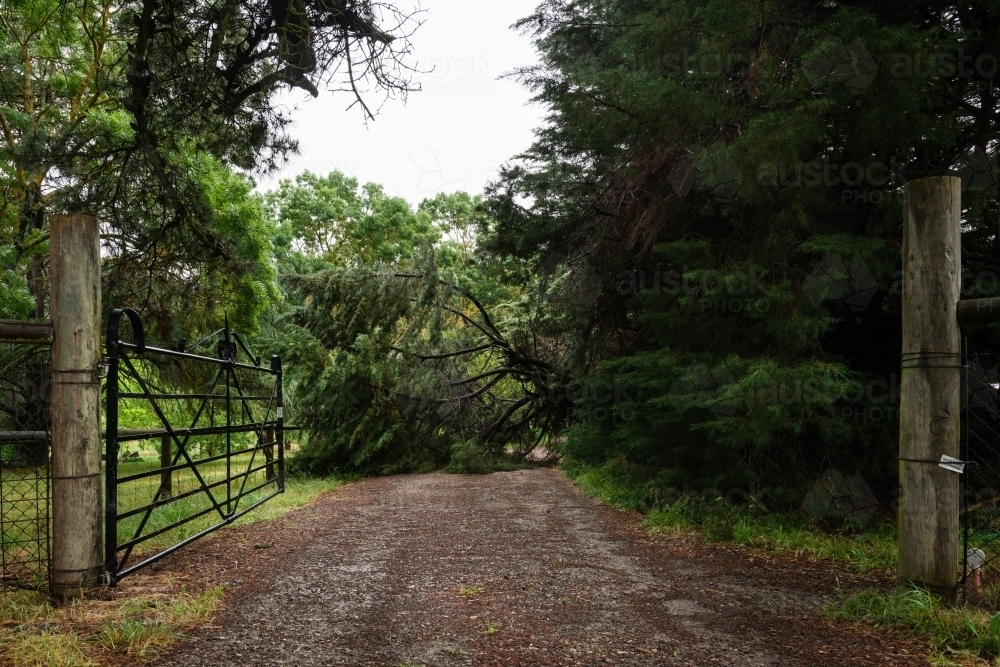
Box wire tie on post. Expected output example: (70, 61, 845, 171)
(899, 456, 966, 473)
(51, 367, 103, 385)
(900, 350, 965, 369)
(51, 472, 104, 480)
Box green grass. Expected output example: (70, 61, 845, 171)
(0, 472, 343, 665)
(566, 458, 654, 509)
(458, 585, 484, 599)
(95, 587, 223, 658)
(565, 458, 1000, 662)
(483, 618, 501, 635)
(0, 587, 223, 666)
(115, 454, 343, 556)
(6, 629, 96, 667)
(832, 586, 1000, 663)
(563, 457, 897, 576)
(2, 442, 337, 571)
(645, 499, 897, 575)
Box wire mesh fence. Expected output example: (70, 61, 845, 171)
(0, 342, 51, 592)
(962, 344, 1000, 604)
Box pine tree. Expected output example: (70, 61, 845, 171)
(485, 0, 1000, 496)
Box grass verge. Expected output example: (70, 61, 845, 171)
(0, 587, 223, 667)
(564, 458, 1000, 663)
(645, 500, 896, 575)
(564, 457, 896, 575)
(116, 456, 342, 556)
(832, 587, 1000, 665)
(0, 475, 343, 666)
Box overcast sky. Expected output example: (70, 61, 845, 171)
(258, 0, 545, 204)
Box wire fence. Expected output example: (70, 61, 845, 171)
(0, 342, 51, 592)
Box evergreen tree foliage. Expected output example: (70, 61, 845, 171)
(264, 173, 575, 474)
(0, 0, 419, 336)
(484, 0, 1000, 497)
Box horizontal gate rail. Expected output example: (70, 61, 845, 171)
(109, 423, 278, 443)
(116, 341, 272, 372)
(104, 308, 284, 585)
(116, 462, 277, 521)
(115, 442, 274, 484)
(117, 393, 276, 401)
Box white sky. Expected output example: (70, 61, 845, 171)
(258, 0, 545, 204)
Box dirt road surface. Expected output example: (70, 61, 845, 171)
(144, 469, 925, 666)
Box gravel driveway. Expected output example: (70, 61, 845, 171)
(145, 468, 925, 666)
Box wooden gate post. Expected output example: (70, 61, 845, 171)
(898, 176, 963, 597)
(50, 214, 103, 599)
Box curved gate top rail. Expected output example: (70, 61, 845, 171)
(104, 309, 284, 585)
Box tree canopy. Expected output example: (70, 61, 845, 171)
(263, 173, 578, 474)
(478, 0, 1000, 495)
(4, 0, 1000, 497)
(0, 0, 420, 335)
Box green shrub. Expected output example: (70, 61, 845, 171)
(444, 440, 517, 474)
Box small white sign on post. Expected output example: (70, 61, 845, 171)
(938, 455, 965, 474)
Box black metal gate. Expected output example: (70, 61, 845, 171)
(104, 309, 284, 585)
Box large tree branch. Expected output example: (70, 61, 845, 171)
(451, 373, 507, 402)
(417, 343, 495, 360)
(482, 395, 537, 442)
(391, 342, 495, 360)
(441, 305, 509, 348)
(450, 368, 527, 387)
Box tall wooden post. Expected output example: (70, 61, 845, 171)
(50, 214, 103, 599)
(899, 176, 962, 597)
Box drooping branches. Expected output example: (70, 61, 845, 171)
(119, 0, 421, 224)
(1, 0, 423, 330)
(278, 259, 573, 474)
